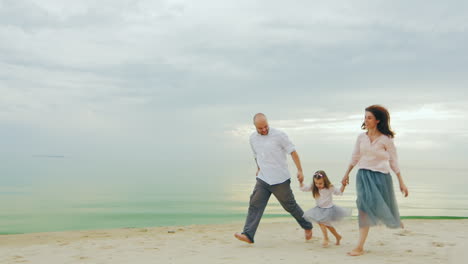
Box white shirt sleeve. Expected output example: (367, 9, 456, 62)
(278, 131, 296, 154)
(350, 134, 361, 166)
(385, 137, 400, 174)
(331, 186, 343, 196)
(249, 136, 257, 158)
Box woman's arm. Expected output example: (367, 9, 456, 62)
(341, 164, 355, 186)
(386, 138, 408, 197)
(386, 137, 400, 175)
(396, 172, 409, 197)
(342, 135, 361, 185)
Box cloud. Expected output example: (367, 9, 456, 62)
(1, 0, 467, 166)
(225, 101, 468, 162)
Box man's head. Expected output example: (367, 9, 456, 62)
(253, 113, 269, 135)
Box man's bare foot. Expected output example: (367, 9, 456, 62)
(347, 248, 365, 256)
(304, 229, 312, 240)
(335, 234, 342, 245)
(234, 233, 253, 244)
(322, 239, 329, 247)
(400, 221, 405, 229)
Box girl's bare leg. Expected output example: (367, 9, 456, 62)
(318, 223, 329, 247)
(326, 226, 342, 245)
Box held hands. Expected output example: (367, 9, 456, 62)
(297, 171, 304, 183)
(341, 174, 349, 186)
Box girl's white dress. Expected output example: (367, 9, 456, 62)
(300, 185, 351, 226)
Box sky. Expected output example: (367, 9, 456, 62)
(1, 0, 468, 190)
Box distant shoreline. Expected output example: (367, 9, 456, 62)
(2, 215, 467, 235)
(31, 155, 65, 158)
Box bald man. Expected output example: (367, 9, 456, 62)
(234, 113, 313, 244)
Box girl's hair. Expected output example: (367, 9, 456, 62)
(361, 105, 395, 138)
(312, 170, 332, 198)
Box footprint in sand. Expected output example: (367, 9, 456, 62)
(432, 242, 445, 247)
(144, 247, 159, 250)
(12, 255, 27, 262)
(394, 230, 412, 236)
(220, 257, 237, 260)
(100, 245, 114, 250)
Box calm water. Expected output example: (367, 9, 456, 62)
(1, 157, 467, 234)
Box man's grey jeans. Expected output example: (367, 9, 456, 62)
(242, 178, 313, 243)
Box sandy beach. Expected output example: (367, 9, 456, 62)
(1, 219, 467, 264)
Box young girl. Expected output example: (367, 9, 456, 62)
(300, 170, 351, 247)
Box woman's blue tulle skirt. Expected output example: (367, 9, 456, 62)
(356, 169, 401, 228)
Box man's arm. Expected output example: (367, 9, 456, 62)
(254, 158, 260, 176)
(290, 151, 304, 183)
(250, 137, 260, 176)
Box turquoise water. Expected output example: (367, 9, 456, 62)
(1, 157, 467, 234)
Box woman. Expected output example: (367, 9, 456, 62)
(342, 105, 409, 256)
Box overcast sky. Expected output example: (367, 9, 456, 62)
(1, 0, 467, 187)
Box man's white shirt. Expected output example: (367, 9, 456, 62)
(249, 128, 296, 185)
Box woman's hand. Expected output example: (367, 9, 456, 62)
(400, 182, 409, 197)
(341, 174, 349, 186)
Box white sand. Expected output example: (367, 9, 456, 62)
(1, 219, 467, 264)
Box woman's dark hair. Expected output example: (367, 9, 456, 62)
(361, 105, 395, 138)
(312, 170, 332, 198)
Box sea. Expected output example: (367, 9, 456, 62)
(1, 156, 467, 234)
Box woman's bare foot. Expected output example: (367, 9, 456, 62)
(304, 229, 312, 240)
(322, 238, 329, 247)
(234, 233, 253, 244)
(335, 234, 342, 245)
(347, 248, 365, 256)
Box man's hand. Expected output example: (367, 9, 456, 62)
(290, 151, 304, 183)
(256, 168, 260, 176)
(297, 171, 304, 183)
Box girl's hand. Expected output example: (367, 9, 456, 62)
(400, 182, 409, 197)
(340, 184, 346, 194)
(341, 174, 349, 186)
